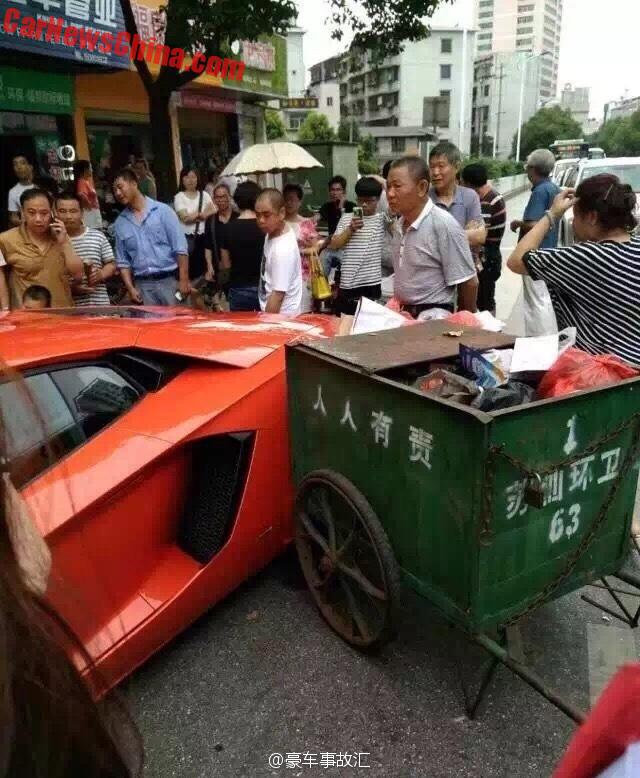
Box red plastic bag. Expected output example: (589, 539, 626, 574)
(445, 310, 482, 328)
(553, 664, 640, 778)
(538, 348, 639, 399)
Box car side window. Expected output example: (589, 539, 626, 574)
(50, 365, 141, 440)
(0, 373, 84, 487)
(565, 168, 579, 188)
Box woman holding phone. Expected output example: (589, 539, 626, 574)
(0, 188, 83, 309)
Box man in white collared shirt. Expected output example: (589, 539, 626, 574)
(387, 156, 478, 317)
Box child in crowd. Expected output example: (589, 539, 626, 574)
(22, 285, 52, 310)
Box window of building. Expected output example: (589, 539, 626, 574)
(391, 137, 406, 152)
(478, 10, 493, 17)
(441, 38, 452, 54)
(478, 32, 492, 40)
(479, 0, 493, 6)
(517, 26, 533, 34)
(440, 89, 451, 97)
(477, 44, 492, 52)
(326, 96, 333, 107)
(518, 3, 534, 11)
(289, 116, 303, 130)
(440, 64, 452, 79)
(479, 21, 492, 28)
(483, 84, 490, 97)
(517, 15, 533, 23)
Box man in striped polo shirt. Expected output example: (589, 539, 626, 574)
(462, 163, 506, 313)
(55, 192, 116, 306)
(328, 176, 392, 315)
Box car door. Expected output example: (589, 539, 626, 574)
(0, 360, 186, 669)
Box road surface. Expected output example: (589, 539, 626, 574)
(125, 186, 640, 777)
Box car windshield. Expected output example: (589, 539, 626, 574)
(581, 165, 640, 192)
(30, 306, 190, 319)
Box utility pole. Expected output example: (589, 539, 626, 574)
(493, 63, 505, 159)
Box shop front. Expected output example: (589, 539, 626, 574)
(73, 70, 156, 214)
(0, 68, 75, 228)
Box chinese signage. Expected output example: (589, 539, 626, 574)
(280, 97, 318, 110)
(0, 0, 129, 68)
(174, 90, 237, 114)
(242, 40, 275, 72)
(131, 0, 164, 45)
(0, 67, 73, 114)
(232, 35, 287, 98)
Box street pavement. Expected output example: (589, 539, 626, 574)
(125, 187, 640, 777)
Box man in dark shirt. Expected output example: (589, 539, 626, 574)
(318, 175, 356, 236)
(318, 175, 356, 277)
(462, 163, 506, 313)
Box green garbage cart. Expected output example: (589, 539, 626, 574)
(285, 322, 640, 722)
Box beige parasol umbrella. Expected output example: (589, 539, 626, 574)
(220, 142, 324, 176)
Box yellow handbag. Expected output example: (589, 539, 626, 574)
(310, 249, 332, 301)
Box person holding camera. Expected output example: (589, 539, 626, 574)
(0, 187, 83, 309)
(328, 176, 391, 316)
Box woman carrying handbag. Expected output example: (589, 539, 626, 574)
(174, 167, 216, 298)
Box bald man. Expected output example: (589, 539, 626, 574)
(255, 188, 302, 314)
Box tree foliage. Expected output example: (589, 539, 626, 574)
(297, 112, 336, 142)
(462, 157, 524, 180)
(328, 0, 452, 59)
(358, 135, 379, 174)
(265, 109, 287, 141)
(120, 0, 450, 198)
(337, 118, 361, 143)
(594, 111, 640, 157)
(512, 106, 582, 160)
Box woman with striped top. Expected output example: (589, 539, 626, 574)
(507, 174, 640, 365)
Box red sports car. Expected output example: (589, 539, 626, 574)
(0, 307, 335, 690)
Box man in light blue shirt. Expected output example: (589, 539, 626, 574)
(428, 141, 487, 252)
(510, 148, 560, 248)
(113, 168, 190, 306)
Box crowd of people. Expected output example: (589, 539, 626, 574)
(1, 142, 639, 364)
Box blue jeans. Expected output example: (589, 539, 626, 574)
(228, 286, 259, 312)
(136, 275, 178, 306)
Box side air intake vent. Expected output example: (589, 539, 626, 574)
(179, 433, 254, 564)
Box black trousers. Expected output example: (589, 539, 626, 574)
(335, 284, 382, 316)
(477, 244, 503, 313)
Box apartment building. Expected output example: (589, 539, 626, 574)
(310, 29, 475, 154)
(560, 83, 590, 130)
(474, 0, 563, 102)
(472, 51, 541, 158)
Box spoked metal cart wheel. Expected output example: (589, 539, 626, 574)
(295, 469, 401, 650)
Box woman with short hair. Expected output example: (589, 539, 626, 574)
(218, 181, 264, 312)
(508, 174, 640, 365)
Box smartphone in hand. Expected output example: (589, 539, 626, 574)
(352, 206, 364, 218)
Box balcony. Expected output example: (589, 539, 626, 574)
(365, 105, 399, 123)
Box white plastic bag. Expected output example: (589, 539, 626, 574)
(522, 276, 558, 336)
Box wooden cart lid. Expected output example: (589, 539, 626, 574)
(297, 321, 516, 373)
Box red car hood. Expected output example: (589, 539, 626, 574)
(0, 308, 339, 370)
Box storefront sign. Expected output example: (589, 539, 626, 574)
(242, 40, 275, 72)
(280, 97, 318, 110)
(131, 0, 165, 44)
(0, 0, 129, 68)
(232, 35, 287, 98)
(0, 68, 73, 114)
(175, 91, 236, 114)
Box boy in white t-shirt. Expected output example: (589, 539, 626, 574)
(255, 189, 302, 315)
